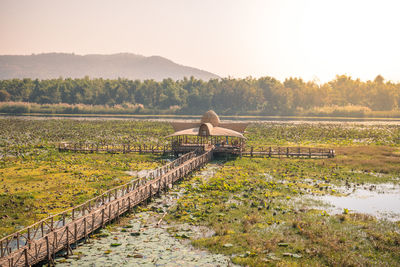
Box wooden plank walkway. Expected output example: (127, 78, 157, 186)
(59, 143, 334, 158)
(0, 149, 213, 267)
(241, 146, 335, 158)
(58, 143, 169, 155)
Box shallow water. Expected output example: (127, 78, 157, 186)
(317, 183, 400, 221)
(2, 114, 400, 125)
(55, 164, 231, 266)
(55, 212, 230, 267)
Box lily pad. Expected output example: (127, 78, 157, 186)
(130, 232, 141, 236)
(283, 252, 302, 258)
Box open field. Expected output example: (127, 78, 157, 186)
(1, 118, 400, 266)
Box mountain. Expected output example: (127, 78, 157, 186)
(0, 53, 220, 81)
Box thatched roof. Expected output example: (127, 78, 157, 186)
(166, 126, 245, 138)
(168, 110, 248, 139)
(200, 110, 220, 126)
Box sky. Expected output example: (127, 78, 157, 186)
(1, 0, 399, 83)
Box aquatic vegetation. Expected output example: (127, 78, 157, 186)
(0, 119, 170, 235)
(168, 156, 400, 266)
(0, 118, 172, 159)
(1, 118, 400, 265)
(246, 122, 400, 147)
(0, 149, 161, 236)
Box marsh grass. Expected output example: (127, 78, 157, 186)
(324, 146, 400, 174)
(1, 118, 400, 265)
(246, 123, 400, 147)
(0, 150, 161, 236)
(168, 157, 400, 266)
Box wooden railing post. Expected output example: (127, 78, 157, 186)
(27, 228, 31, 249)
(91, 213, 95, 233)
(83, 217, 87, 242)
(24, 248, 28, 266)
(108, 205, 111, 223)
(149, 185, 152, 202)
(117, 201, 120, 222)
(53, 231, 57, 259)
(74, 222, 77, 243)
(101, 208, 105, 227)
(46, 235, 51, 264)
(66, 226, 71, 256)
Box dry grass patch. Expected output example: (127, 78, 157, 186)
(321, 146, 400, 174)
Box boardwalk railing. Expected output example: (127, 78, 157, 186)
(0, 149, 212, 267)
(58, 142, 171, 154)
(242, 146, 334, 158)
(59, 142, 334, 159)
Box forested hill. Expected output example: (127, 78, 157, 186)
(0, 53, 219, 81)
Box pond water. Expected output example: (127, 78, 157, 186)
(2, 114, 400, 125)
(317, 183, 400, 221)
(55, 164, 232, 266)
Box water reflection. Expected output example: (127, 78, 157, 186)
(318, 183, 400, 221)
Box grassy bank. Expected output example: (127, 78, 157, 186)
(2, 101, 400, 118)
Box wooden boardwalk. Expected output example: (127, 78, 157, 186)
(59, 143, 334, 158)
(0, 149, 212, 267)
(241, 146, 334, 158)
(58, 143, 168, 155)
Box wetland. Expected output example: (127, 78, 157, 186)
(0, 117, 399, 266)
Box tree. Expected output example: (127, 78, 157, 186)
(0, 90, 11, 101)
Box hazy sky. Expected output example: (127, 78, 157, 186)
(1, 0, 399, 82)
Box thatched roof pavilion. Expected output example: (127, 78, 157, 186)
(167, 110, 248, 139)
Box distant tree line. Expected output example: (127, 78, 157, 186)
(0, 75, 399, 115)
